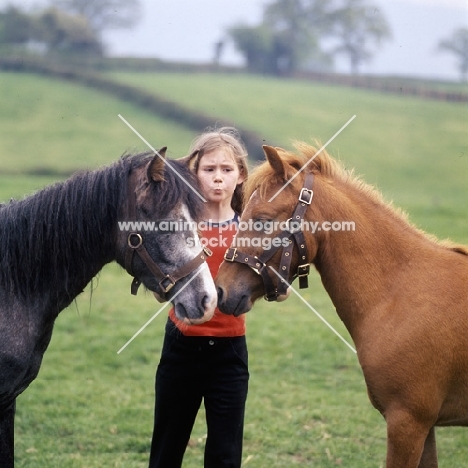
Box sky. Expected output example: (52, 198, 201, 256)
(2, 0, 468, 81)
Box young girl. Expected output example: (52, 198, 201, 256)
(149, 127, 249, 468)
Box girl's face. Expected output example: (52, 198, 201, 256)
(197, 148, 244, 206)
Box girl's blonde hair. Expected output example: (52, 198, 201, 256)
(187, 126, 249, 214)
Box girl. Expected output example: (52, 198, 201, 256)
(149, 127, 249, 468)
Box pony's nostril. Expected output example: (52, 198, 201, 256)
(217, 286, 224, 304)
(202, 295, 211, 309)
(174, 303, 187, 321)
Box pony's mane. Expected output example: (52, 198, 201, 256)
(0, 159, 124, 303)
(245, 142, 468, 255)
(0, 152, 205, 303)
(244, 142, 363, 200)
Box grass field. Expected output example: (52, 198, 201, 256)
(0, 72, 196, 175)
(1, 70, 467, 467)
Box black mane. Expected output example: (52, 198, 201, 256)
(0, 153, 203, 307)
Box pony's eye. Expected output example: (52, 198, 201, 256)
(253, 217, 273, 223)
(138, 205, 151, 217)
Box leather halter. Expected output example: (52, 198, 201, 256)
(224, 173, 314, 301)
(123, 177, 211, 298)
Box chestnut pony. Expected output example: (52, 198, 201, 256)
(216, 143, 468, 468)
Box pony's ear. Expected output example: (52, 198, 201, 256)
(147, 147, 167, 182)
(178, 149, 202, 172)
(263, 145, 288, 180)
(157, 146, 167, 158)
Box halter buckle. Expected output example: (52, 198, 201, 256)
(203, 247, 213, 257)
(298, 188, 313, 205)
(224, 247, 238, 262)
(159, 275, 176, 293)
(297, 263, 310, 277)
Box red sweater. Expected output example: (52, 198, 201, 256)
(169, 218, 245, 337)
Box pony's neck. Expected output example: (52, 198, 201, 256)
(50, 171, 123, 311)
(0, 164, 123, 314)
(311, 176, 428, 337)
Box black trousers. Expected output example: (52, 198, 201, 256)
(148, 321, 249, 468)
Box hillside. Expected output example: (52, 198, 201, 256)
(0, 72, 196, 198)
(0, 67, 467, 467)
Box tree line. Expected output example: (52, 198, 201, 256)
(226, 0, 391, 75)
(0, 0, 140, 57)
(1, 0, 467, 81)
(225, 0, 468, 80)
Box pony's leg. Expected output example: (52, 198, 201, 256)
(417, 427, 438, 468)
(385, 410, 431, 468)
(0, 401, 15, 468)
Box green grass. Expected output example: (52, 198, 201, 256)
(14, 273, 468, 468)
(1, 69, 467, 467)
(0, 72, 196, 175)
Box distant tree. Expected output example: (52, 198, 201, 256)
(227, 0, 391, 76)
(229, 0, 334, 75)
(52, 0, 141, 36)
(37, 7, 103, 55)
(330, 0, 391, 74)
(438, 28, 468, 82)
(0, 6, 33, 46)
(0, 4, 102, 56)
(228, 24, 276, 74)
(213, 40, 224, 66)
(262, 0, 333, 74)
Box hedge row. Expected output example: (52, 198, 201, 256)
(2, 55, 465, 165)
(294, 71, 468, 103)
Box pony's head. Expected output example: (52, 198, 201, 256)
(216, 143, 326, 315)
(118, 149, 217, 324)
